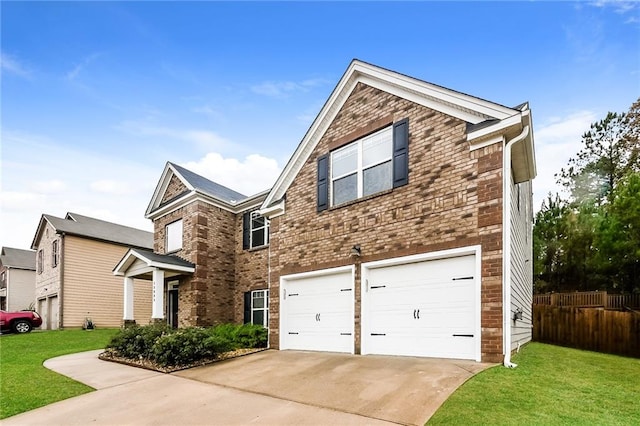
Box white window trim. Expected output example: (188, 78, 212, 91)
(52, 240, 59, 268)
(250, 211, 269, 249)
(251, 289, 269, 328)
(165, 219, 183, 253)
(330, 126, 392, 206)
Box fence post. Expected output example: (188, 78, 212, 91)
(603, 291, 608, 309)
(551, 293, 558, 306)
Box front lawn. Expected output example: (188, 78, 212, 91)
(429, 342, 640, 425)
(0, 329, 118, 419)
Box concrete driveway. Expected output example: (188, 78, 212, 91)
(4, 350, 493, 426)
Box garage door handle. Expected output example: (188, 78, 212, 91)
(413, 309, 416, 319)
(453, 334, 474, 337)
(417, 309, 420, 319)
(452, 276, 473, 281)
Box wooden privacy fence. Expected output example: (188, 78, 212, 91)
(533, 291, 640, 310)
(533, 305, 640, 358)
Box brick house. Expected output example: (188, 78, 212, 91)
(118, 60, 536, 364)
(31, 213, 154, 329)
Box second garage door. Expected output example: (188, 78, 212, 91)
(280, 266, 354, 353)
(361, 253, 479, 361)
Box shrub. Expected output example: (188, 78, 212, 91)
(150, 327, 213, 367)
(107, 323, 172, 359)
(233, 324, 268, 349)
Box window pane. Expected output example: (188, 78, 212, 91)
(331, 144, 357, 178)
(252, 229, 265, 247)
(252, 310, 265, 327)
(333, 173, 357, 205)
(363, 161, 392, 197)
(252, 292, 265, 308)
(166, 220, 183, 252)
(362, 128, 392, 168)
(251, 214, 265, 229)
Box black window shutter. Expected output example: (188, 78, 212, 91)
(242, 212, 250, 250)
(392, 118, 409, 188)
(317, 154, 329, 212)
(243, 292, 251, 324)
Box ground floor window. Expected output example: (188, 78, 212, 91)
(244, 289, 269, 328)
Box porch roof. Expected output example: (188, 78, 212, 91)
(113, 248, 195, 279)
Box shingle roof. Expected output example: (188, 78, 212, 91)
(0, 247, 36, 270)
(170, 162, 247, 203)
(43, 213, 153, 249)
(129, 249, 195, 269)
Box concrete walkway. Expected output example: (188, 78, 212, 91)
(3, 350, 493, 425)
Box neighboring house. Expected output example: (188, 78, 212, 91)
(118, 60, 536, 364)
(0, 247, 36, 311)
(31, 212, 154, 329)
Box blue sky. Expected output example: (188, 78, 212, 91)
(2, 1, 639, 249)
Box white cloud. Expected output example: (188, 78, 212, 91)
(251, 78, 328, 98)
(1, 52, 31, 78)
(116, 120, 230, 152)
(90, 179, 134, 195)
(30, 180, 67, 193)
(532, 110, 598, 211)
(66, 52, 102, 81)
(182, 152, 281, 197)
(1, 130, 156, 250)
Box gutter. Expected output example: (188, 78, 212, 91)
(502, 121, 530, 368)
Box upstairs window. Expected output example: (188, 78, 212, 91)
(0, 271, 6, 289)
(165, 219, 183, 253)
(37, 250, 43, 274)
(52, 240, 59, 268)
(331, 126, 393, 206)
(317, 119, 408, 211)
(242, 211, 269, 250)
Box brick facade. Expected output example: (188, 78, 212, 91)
(267, 83, 505, 362)
(153, 200, 268, 327)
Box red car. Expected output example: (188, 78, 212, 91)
(0, 310, 43, 333)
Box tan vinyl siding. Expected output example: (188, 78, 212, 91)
(63, 236, 152, 328)
(6, 268, 36, 311)
(510, 175, 533, 348)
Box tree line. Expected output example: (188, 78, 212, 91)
(533, 97, 640, 294)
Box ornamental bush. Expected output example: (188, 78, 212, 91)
(106, 322, 268, 368)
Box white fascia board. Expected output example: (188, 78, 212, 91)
(261, 76, 356, 209)
(147, 190, 268, 221)
(259, 199, 285, 219)
(145, 162, 194, 217)
(147, 261, 195, 273)
(467, 114, 523, 144)
(352, 61, 516, 120)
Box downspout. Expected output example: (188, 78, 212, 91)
(59, 232, 65, 329)
(502, 123, 529, 368)
(266, 226, 271, 349)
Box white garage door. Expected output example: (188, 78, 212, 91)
(280, 266, 354, 353)
(362, 253, 479, 360)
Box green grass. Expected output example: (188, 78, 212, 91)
(0, 329, 118, 419)
(428, 342, 640, 425)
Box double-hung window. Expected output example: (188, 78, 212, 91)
(37, 250, 43, 274)
(242, 211, 269, 250)
(244, 289, 269, 328)
(52, 240, 59, 268)
(165, 219, 183, 253)
(331, 126, 394, 206)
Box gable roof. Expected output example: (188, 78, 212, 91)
(0, 247, 36, 270)
(30, 212, 153, 250)
(146, 162, 268, 219)
(260, 59, 536, 215)
(113, 248, 195, 278)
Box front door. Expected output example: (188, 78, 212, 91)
(167, 281, 179, 328)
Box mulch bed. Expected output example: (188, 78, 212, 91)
(98, 347, 267, 373)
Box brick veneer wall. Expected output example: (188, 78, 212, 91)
(233, 211, 269, 323)
(154, 200, 237, 327)
(268, 83, 505, 362)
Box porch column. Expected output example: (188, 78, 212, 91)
(152, 269, 165, 319)
(123, 277, 134, 320)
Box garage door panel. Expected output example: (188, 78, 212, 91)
(363, 253, 478, 360)
(281, 268, 354, 354)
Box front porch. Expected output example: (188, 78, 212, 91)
(114, 249, 195, 326)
